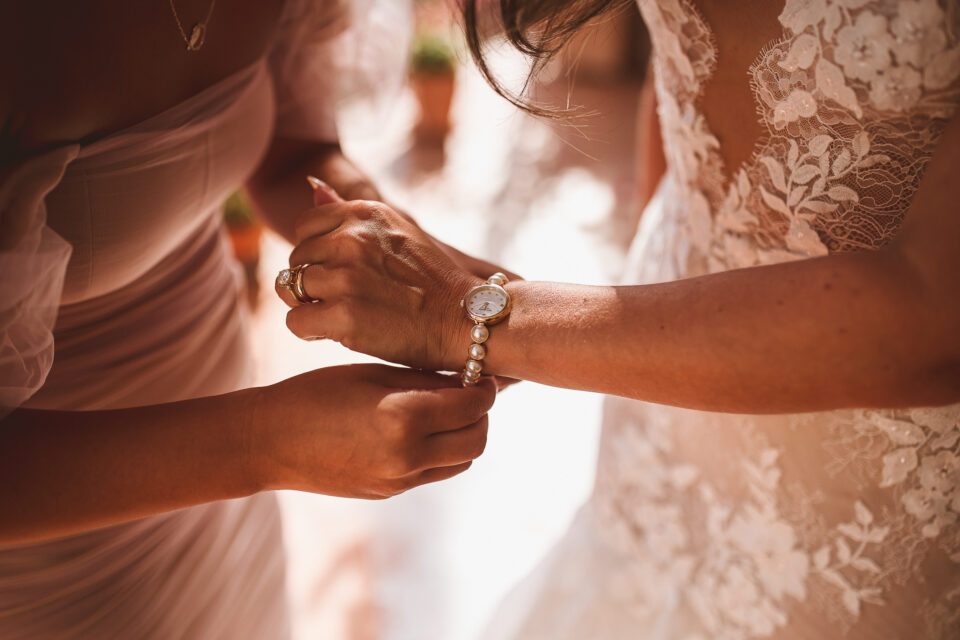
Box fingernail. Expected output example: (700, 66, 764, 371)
(306, 175, 342, 205)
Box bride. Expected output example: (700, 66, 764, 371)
(0, 1, 503, 637)
(281, 0, 960, 637)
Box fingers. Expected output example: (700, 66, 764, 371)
(307, 176, 344, 206)
(405, 415, 489, 486)
(373, 366, 464, 391)
(285, 299, 350, 342)
(294, 206, 346, 243)
(422, 416, 489, 467)
(288, 233, 343, 269)
(405, 377, 498, 433)
(412, 461, 474, 488)
(275, 263, 340, 309)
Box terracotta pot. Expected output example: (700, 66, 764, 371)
(411, 69, 456, 142)
(227, 223, 263, 264)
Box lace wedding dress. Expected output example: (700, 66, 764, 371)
(486, 1, 960, 638)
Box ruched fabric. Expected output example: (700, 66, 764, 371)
(0, 0, 394, 636)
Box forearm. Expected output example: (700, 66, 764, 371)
(0, 390, 259, 545)
(479, 249, 959, 413)
(246, 139, 380, 243)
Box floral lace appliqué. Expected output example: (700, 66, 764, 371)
(600, 1, 960, 638)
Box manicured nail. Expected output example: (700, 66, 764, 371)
(306, 175, 343, 205)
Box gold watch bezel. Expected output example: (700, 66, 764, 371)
(461, 283, 512, 325)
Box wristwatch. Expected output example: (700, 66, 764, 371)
(460, 273, 512, 386)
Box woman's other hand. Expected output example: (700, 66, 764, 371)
(248, 364, 496, 499)
(278, 182, 485, 371)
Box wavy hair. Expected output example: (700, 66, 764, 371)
(460, 0, 633, 116)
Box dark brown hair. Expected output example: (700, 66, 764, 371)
(461, 0, 632, 116)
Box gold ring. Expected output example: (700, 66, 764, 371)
(276, 265, 317, 304)
(291, 264, 316, 304)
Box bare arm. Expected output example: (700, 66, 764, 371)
(0, 392, 256, 544)
(282, 115, 960, 414)
(246, 138, 381, 244)
(477, 115, 960, 411)
(247, 136, 521, 279)
(0, 366, 496, 545)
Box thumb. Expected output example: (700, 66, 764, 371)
(306, 175, 344, 206)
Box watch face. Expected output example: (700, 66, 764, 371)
(465, 285, 509, 320)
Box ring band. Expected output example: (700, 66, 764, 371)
(292, 264, 314, 303)
(276, 265, 317, 304)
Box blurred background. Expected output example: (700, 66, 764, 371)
(223, 2, 649, 638)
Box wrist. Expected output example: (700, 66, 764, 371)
(440, 272, 484, 371)
(447, 274, 523, 382)
(227, 386, 271, 495)
(475, 280, 524, 378)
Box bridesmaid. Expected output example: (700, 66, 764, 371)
(0, 0, 502, 637)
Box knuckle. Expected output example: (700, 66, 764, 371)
(380, 404, 414, 440)
(336, 268, 363, 292)
(371, 478, 405, 499)
(353, 200, 385, 221)
(335, 304, 358, 338)
(338, 233, 367, 259)
(345, 200, 374, 220)
(328, 269, 351, 293)
(383, 449, 417, 478)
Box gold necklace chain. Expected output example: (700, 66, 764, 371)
(168, 0, 218, 51)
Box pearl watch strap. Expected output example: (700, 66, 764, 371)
(461, 273, 508, 386)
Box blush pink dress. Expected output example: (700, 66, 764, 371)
(0, 2, 349, 637)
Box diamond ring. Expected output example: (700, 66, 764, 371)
(276, 265, 316, 304)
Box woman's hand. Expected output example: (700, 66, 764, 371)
(248, 364, 497, 499)
(278, 183, 483, 371)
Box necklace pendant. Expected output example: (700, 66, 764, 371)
(187, 23, 206, 51)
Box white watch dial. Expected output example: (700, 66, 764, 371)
(466, 286, 508, 319)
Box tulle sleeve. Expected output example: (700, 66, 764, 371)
(267, 0, 412, 143)
(0, 146, 77, 417)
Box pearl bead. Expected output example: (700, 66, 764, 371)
(468, 343, 486, 361)
(471, 324, 489, 343)
(488, 273, 507, 286)
(465, 359, 483, 374)
(463, 368, 481, 381)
